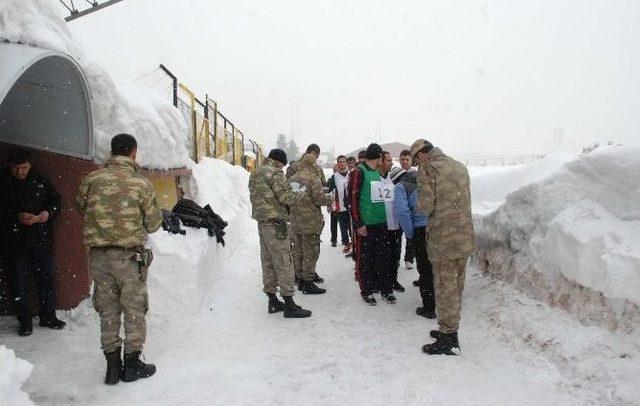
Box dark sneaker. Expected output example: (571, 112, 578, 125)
(361, 294, 377, 306)
(39, 315, 66, 330)
(422, 332, 460, 356)
(300, 281, 326, 295)
(342, 243, 351, 254)
(412, 280, 420, 287)
(405, 261, 414, 270)
(381, 293, 397, 304)
(345, 252, 354, 259)
(313, 273, 324, 284)
(392, 281, 405, 292)
(416, 307, 437, 319)
(331, 241, 337, 247)
(18, 323, 33, 337)
(121, 351, 156, 382)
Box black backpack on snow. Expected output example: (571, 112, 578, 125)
(171, 199, 228, 246)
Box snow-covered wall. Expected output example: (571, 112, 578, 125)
(148, 158, 252, 315)
(0, 0, 190, 169)
(0, 346, 34, 406)
(474, 145, 640, 330)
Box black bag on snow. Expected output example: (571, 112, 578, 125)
(171, 199, 228, 246)
(161, 209, 186, 235)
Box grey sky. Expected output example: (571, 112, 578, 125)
(68, 0, 640, 156)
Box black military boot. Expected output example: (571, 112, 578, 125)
(121, 351, 156, 382)
(422, 331, 460, 356)
(103, 347, 122, 385)
(39, 312, 66, 330)
(282, 296, 312, 318)
(300, 281, 326, 295)
(313, 273, 324, 284)
(416, 307, 437, 319)
(266, 293, 285, 313)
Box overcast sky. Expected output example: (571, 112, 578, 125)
(68, 0, 640, 157)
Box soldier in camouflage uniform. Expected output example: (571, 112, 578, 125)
(285, 143, 326, 186)
(411, 139, 475, 356)
(248, 148, 312, 318)
(76, 134, 162, 384)
(290, 154, 333, 294)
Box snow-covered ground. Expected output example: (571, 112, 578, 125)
(1, 156, 639, 405)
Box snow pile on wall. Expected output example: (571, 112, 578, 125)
(475, 145, 640, 330)
(470, 153, 574, 215)
(0, 346, 34, 406)
(0, 0, 190, 169)
(147, 158, 252, 315)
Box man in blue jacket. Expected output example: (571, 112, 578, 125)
(391, 167, 436, 319)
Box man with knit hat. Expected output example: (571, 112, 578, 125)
(411, 139, 475, 355)
(249, 148, 312, 318)
(348, 143, 395, 305)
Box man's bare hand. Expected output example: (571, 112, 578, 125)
(18, 212, 38, 226)
(37, 211, 50, 223)
(356, 226, 367, 237)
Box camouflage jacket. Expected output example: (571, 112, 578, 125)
(289, 155, 333, 234)
(76, 155, 162, 248)
(286, 157, 326, 186)
(416, 147, 475, 261)
(249, 158, 304, 222)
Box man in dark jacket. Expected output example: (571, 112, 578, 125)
(2, 149, 65, 336)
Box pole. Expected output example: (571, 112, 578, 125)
(65, 0, 125, 22)
(159, 64, 178, 107)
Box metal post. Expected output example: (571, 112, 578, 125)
(159, 64, 178, 107)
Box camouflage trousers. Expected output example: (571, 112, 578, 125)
(89, 247, 149, 354)
(292, 233, 321, 282)
(433, 256, 468, 333)
(258, 223, 295, 296)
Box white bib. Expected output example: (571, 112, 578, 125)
(371, 180, 394, 203)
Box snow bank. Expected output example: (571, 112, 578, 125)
(475, 145, 640, 330)
(0, 346, 34, 406)
(0, 0, 190, 169)
(470, 153, 575, 215)
(147, 158, 252, 315)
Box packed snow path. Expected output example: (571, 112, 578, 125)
(1, 213, 638, 405)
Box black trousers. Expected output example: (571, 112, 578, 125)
(404, 236, 415, 263)
(330, 211, 351, 245)
(360, 224, 392, 295)
(388, 229, 402, 283)
(412, 226, 435, 310)
(12, 244, 56, 323)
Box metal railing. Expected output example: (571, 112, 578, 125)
(157, 64, 263, 170)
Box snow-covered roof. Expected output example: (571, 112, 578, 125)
(0, 42, 93, 159)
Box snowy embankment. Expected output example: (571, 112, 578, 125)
(472, 146, 640, 331)
(0, 0, 190, 168)
(148, 158, 252, 315)
(0, 346, 34, 406)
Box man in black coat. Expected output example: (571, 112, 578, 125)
(1, 149, 66, 336)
